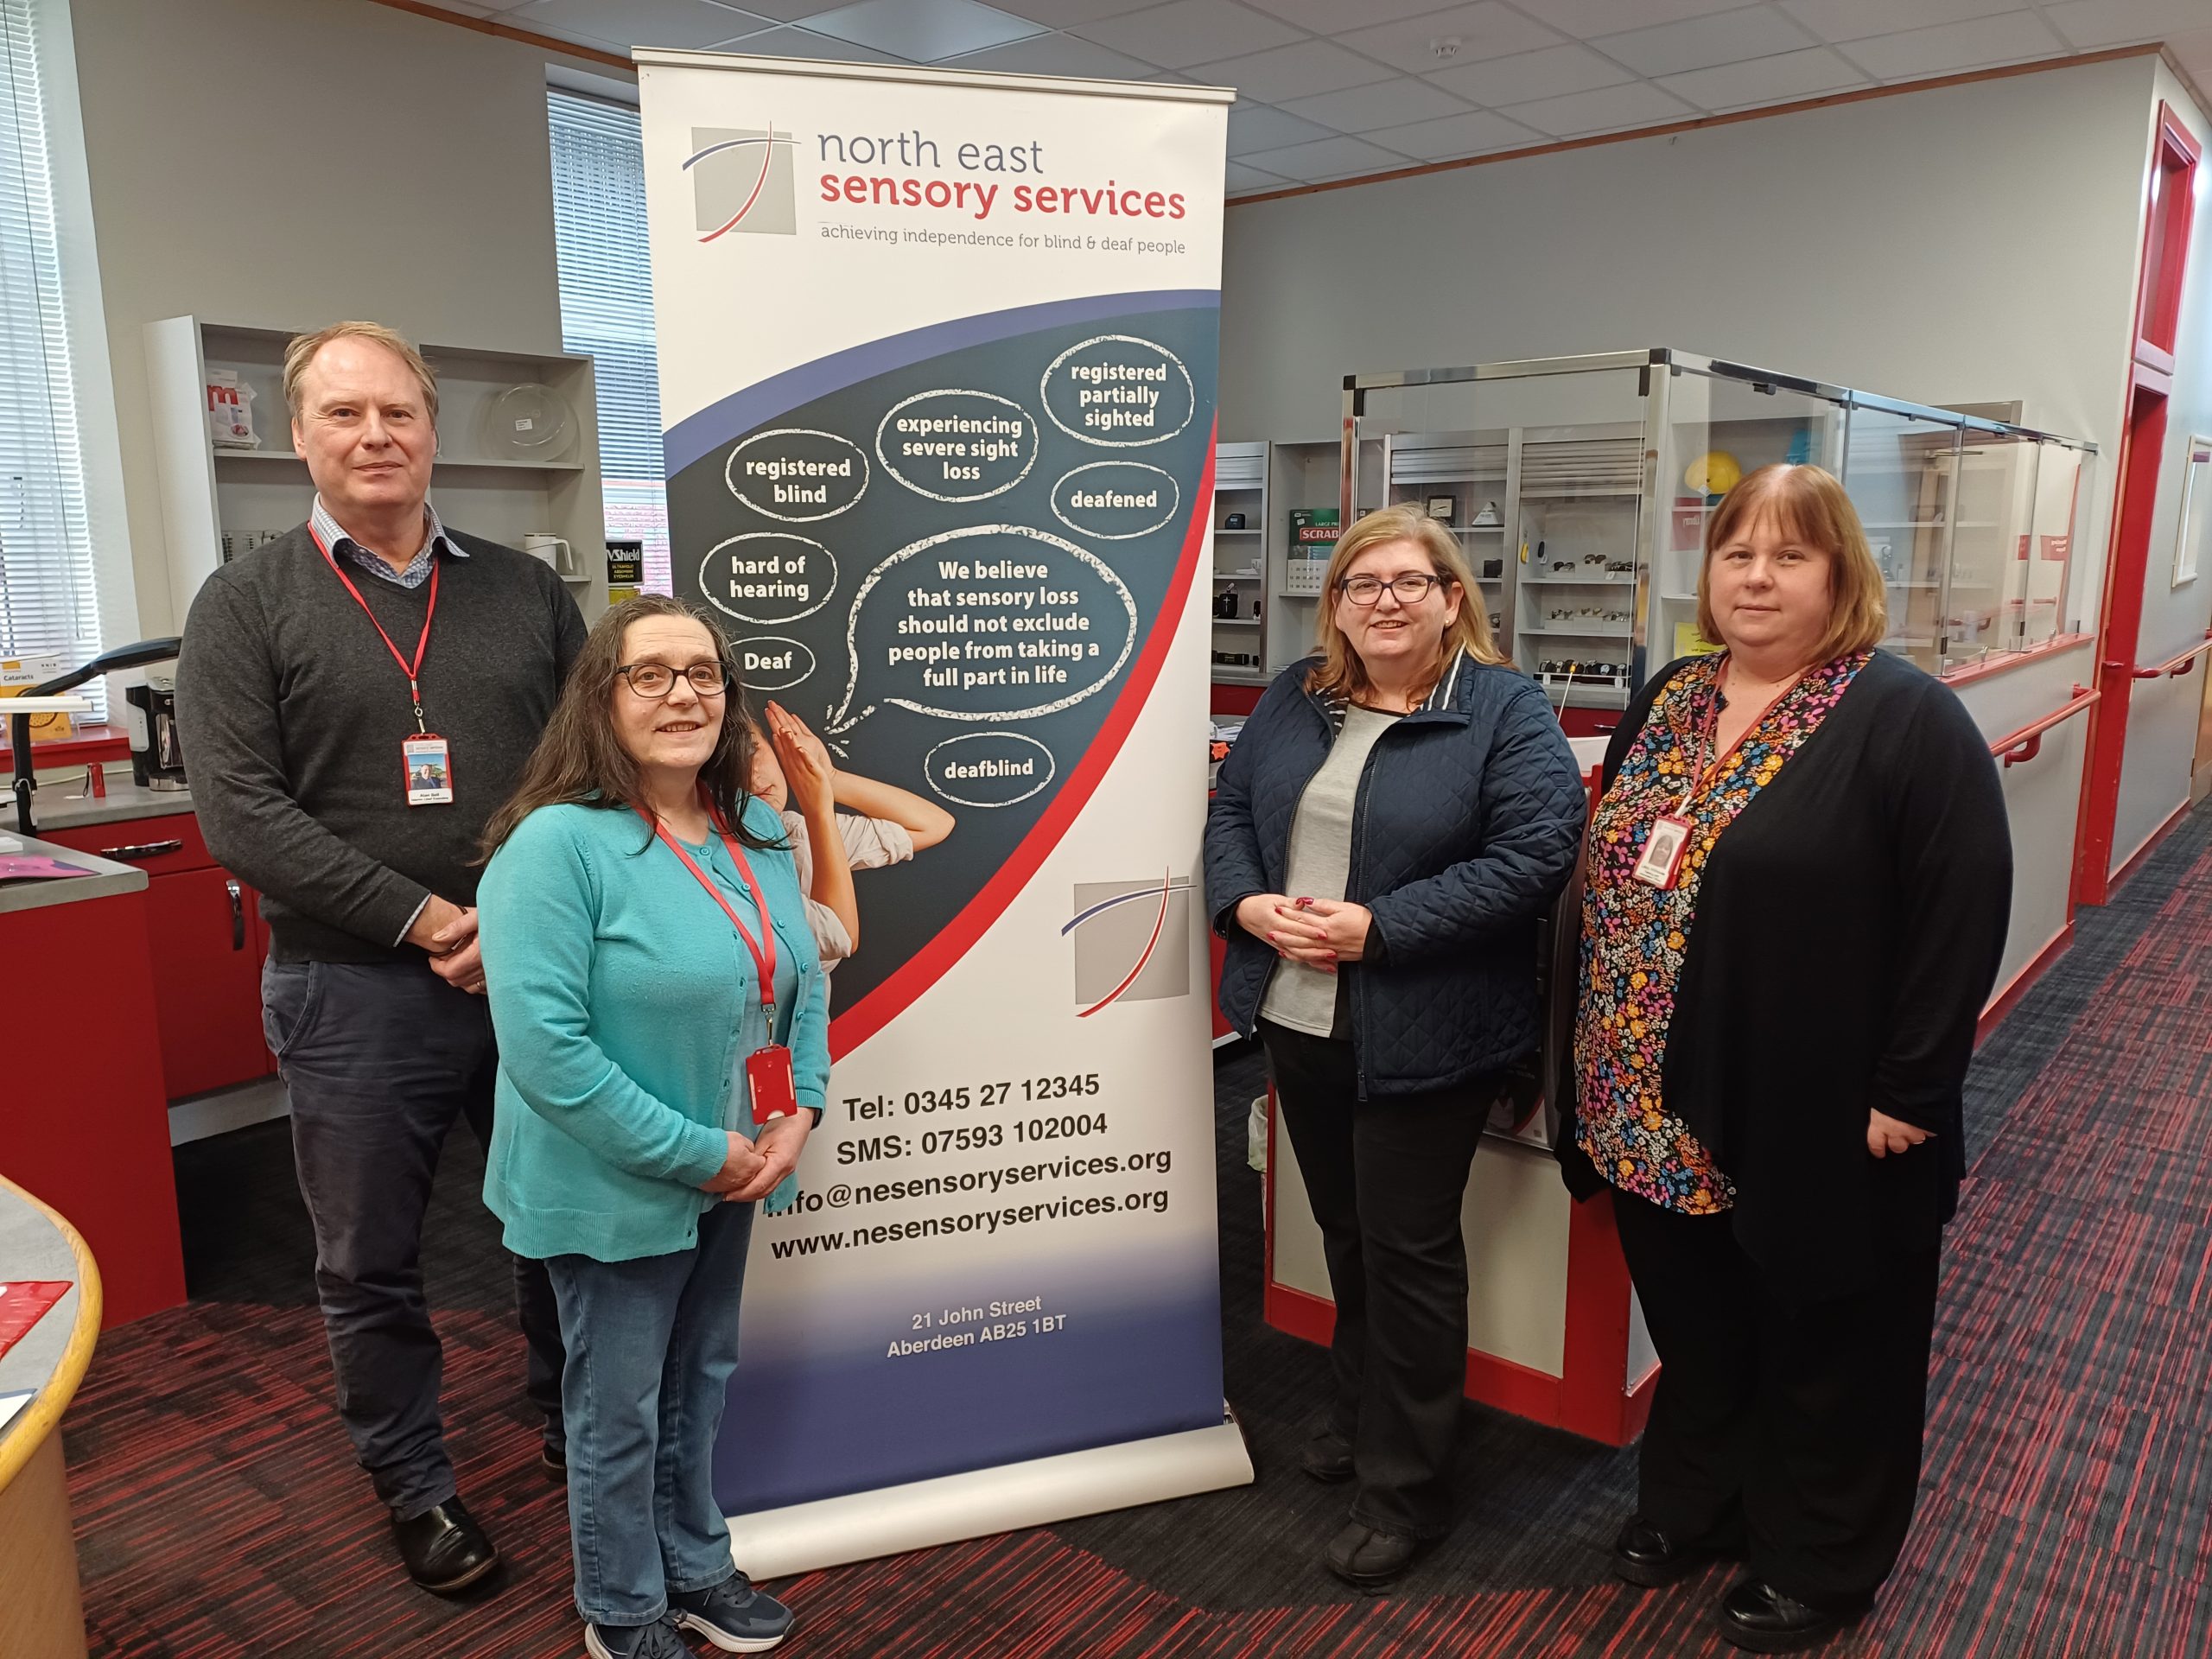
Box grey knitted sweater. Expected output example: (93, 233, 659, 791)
(177, 524, 587, 963)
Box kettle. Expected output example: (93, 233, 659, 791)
(124, 669, 187, 791)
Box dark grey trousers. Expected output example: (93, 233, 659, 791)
(263, 957, 565, 1520)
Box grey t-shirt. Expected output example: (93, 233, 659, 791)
(1260, 704, 1401, 1037)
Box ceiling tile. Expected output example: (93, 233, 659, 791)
(1224, 158, 1292, 192)
(431, 0, 499, 15)
(714, 22, 906, 59)
(985, 0, 1155, 22)
(1332, 3, 1564, 75)
(1241, 0, 1460, 30)
(1778, 0, 2021, 43)
(803, 0, 1044, 60)
(1235, 133, 1414, 181)
(1194, 38, 1398, 101)
(2044, 0, 2212, 50)
(1281, 75, 1473, 132)
(697, 0, 843, 19)
(1225, 102, 1338, 155)
(1074, 0, 1305, 68)
(1656, 43, 1866, 109)
(941, 32, 1160, 77)
(1427, 42, 1630, 105)
(1365, 106, 1547, 159)
(1510, 0, 1751, 39)
(1498, 78, 1697, 135)
(511, 0, 760, 48)
(1593, 5, 1817, 78)
(1840, 10, 2064, 78)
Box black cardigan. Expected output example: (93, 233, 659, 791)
(1557, 650, 2013, 1300)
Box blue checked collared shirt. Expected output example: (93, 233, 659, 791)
(308, 494, 469, 944)
(309, 494, 469, 588)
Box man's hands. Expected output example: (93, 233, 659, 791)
(1234, 893, 1372, 972)
(699, 1114, 813, 1204)
(410, 895, 484, 994)
(1867, 1109, 1932, 1159)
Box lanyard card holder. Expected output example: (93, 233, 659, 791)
(747, 1038, 799, 1125)
(402, 734, 453, 807)
(1632, 813, 1694, 890)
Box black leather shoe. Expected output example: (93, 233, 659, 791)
(1719, 1578, 1868, 1652)
(542, 1441, 567, 1478)
(1300, 1432, 1353, 1484)
(1612, 1515, 1713, 1587)
(1325, 1520, 1427, 1592)
(391, 1497, 499, 1594)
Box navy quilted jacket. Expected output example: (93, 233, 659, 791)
(1205, 652, 1586, 1098)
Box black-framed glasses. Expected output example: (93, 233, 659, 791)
(617, 661, 729, 698)
(1338, 572, 1448, 607)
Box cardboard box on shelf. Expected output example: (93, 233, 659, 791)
(1, 652, 73, 741)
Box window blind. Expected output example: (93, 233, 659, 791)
(548, 89, 670, 594)
(0, 0, 103, 715)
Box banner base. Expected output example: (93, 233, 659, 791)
(726, 1413, 1255, 1580)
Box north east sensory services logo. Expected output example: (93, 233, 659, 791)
(685, 124, 798, 239)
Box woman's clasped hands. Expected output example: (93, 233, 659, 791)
(1236, 893, 1373, 974)
(698, 1114, 815, 1202)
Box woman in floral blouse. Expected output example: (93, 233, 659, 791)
(1560, 463, 2012, 1654)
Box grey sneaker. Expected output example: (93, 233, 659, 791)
(584, 1616, 689, 1659)
(671, 1572, 794, 1652)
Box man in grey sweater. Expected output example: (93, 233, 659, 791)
(177, 321, 587, 1596)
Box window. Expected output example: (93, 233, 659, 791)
(548, 88, 670, 594)
(0, 0, 102, 711)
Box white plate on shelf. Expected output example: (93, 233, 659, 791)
(483, 384, 574, 461)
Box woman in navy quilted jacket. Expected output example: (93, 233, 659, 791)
(1205, 503, 1586, 1589)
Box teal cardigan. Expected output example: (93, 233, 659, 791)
(477, 797, 830, 1263)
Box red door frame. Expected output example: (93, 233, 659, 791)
(2075, 103, 2200, 908)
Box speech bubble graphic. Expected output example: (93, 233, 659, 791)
(828, 523, 1137, 734)
(1049, 461, 1181, 542)
(874, 389, 1039, 503)
(725, 428, 868, 522)
(698, 532, 839, 626)
(1039, 334, 1195, 449)
(734, 635, 816, 692)
(923, 730, 1057, 809)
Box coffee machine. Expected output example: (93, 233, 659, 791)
(124, 668, 187, 791)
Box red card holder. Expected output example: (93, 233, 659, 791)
(747, 1044, 799, 1126)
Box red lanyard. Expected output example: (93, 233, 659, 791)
(1675, 657, 1801, 811)
(638, 806, 779, 1014)
(310, 524, 440, 734)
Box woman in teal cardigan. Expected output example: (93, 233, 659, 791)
(477, 594, 828, 1659)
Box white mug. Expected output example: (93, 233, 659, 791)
(523, 532, 579, 578)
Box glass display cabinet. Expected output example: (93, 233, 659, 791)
(1341, 351, 2098, 733)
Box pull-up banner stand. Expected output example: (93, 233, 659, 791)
(636, 48, 1248, 1576)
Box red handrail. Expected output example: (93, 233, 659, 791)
(1988, 684, 2099, 769)
(2129, 629, 2212, 679)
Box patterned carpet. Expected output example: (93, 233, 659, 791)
(62, 804, 2212, 1657)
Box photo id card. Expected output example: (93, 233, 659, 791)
(402, 734, 454, 807)
(747, 1043, 799, 1125)
(1631, 814, 1694, 890)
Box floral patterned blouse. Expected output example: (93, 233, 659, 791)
(1575, 650, 1872, 1213)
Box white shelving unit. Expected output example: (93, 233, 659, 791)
(145, 316, 610, 626)
(1210, 442, 1270, 684)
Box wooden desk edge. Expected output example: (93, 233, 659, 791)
(0, 1173, 103, 1494)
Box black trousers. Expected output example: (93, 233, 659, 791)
(1611, 1188, 1941, 1611)
(1262, 1020, 1492, 1538)
(264, 957, 567, 1520)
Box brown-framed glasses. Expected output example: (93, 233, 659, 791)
(616, 661, 729, 698)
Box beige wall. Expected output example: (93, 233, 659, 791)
(67, 0, 608, 636)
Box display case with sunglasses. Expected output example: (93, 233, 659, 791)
(1342, 351, 2096, 735)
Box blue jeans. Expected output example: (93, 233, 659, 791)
(264, 957, 566, 1520)
(547, 1197, 751, 1627)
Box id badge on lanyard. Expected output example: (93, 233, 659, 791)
(1631, 813, 1694, 889)
(640, 807, 800, 1126)
(314, 524, 452, 810)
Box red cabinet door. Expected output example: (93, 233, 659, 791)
(142, 865, 271, 1098)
